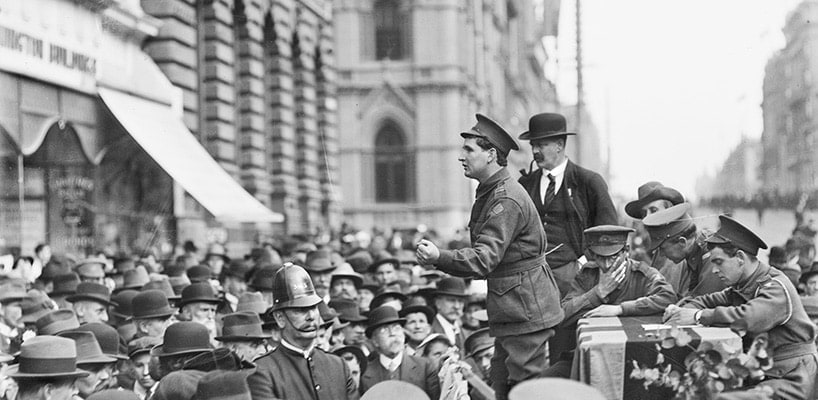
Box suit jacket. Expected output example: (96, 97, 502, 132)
(359, 352, 440, 399)
(430, 315, 466, 351)
(248, 345, 359, 400)
(518, 160, 618, 260)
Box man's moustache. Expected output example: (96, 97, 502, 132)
(533, 153, 544, 162)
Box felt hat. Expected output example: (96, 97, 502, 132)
(35, 309, 80, 335)
(236, 291, 268, 314)
(66, 282, 116, 307)
(115, 266, 150, 292)
(224, 259, 252, 280)
(7, 335, 89, 378)
(142, 278, 181, 302)
(187, 265, 214, 283)
(330, 263, 364, 288)
(110, 289, 139, 320)
(768, 246, 788, 266)
(87, 389, 140, 400)
(248, 265, 279, 291)
(361, 380, 430, 400)
(130, 289, 175, 320)
(167, 275, 191, 295)
(127, 336, 163, 358)
(367, 258, 400, 274)
(464, 327, 494, 357)
(51, 272, 81, 296)
(57, 330, 118, 365)
(460, 113, 519, 157)
(333, 346, 368, 376)
(304, 250, 335, 273)
(370, 286, 408, 310)
(433, 277, 470, 298)
(416, 333, 452, 352)
(329, 298, 368, 323)
(317, 301, 347, 330)
(271, 264, 322, 311)
(75, 257, 107, 279)
(0, 282, 29, 304)
(365, 305, 406, 337)
(583, 225, 635, 257)
(399, 304, 435, 324)
(508, 378, 606, 400)
(67, 322, 128, 360)
(705, 215, 768, 257)
(152, 321, 212, 358)
(346, 251, 374, 274)
(517, 113, 576, 141)
(40, 262, 71, 281)
(195, 370, 251, 400)
(624, 181, 685, 219)
(215, 312, 271, 341)
(19, 289, 55, 324)
(642, 203, 696, 251)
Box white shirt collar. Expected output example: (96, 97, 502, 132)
(540, 157, 569, 200)
(435, 313, 459, 345)
(280, 338, 314, 359)
(379, 351, 404, 371)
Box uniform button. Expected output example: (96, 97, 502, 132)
(315, 384, 321, 391)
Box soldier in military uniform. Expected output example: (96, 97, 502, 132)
(416, 114, 563, 400)
(664, 215, 818, 400)
(543, 225, 677, 377)
(247, 264, 359, 400)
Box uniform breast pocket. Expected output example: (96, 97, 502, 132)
(487, 274, 531, 324)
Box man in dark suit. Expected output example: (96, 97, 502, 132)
(517, 112, 618, 298)
(359, 306, 440, 399)
(429, 277, 469, 351)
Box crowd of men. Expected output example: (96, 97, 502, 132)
(0, 112, 817, 400)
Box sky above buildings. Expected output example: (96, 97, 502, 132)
(556, 0, 802, 201)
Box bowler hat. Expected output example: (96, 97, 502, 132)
(0, 282, 28, 304)
(187, 265, 214, 283)
(434, 277, 470, 298)
(36, 309, 80, 335)
(130, 289, 175, 320)
(195, 370, 251, 400)
(705, 215, 768, 257)
(584, 225, 634, 257)
(370, 286, 408, 310)
(624, 181, 685, 219)
(178, 282, 221, 309)
(642, 203, 695, 251)
(236, 291, 268, 314)
(508, 378, 605, 400)
(333, 346, 368, 376)
(460, 113, 519, 157)
(87, 389, 140, 400)
(51, 272, 81, 296)
(66, 282, 116, 307)
(127, 336, 162, 358)
(331, 263, 364, 288)
(361, 381, 430, 400)
(7, 335, 89, 378)
(110, 289, 139, 320)
(304, 249, 335, 273)
(399, 304, 435, 323)
(464, 327, 494, 357)
(517, 113, 576, 141)
(57, 331, 117, 365)
(152, 321, 212, 358)
(365, 305, 406, 337)
(215, 312, 271, 341)
(68, 322, 127, 360)
(330, 298, 368, 323)
(115, 266, 150, 292)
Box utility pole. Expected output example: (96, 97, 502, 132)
(575, 0, 583, 165)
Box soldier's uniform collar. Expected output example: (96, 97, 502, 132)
(476, 168, 509, 199)
(731, 262, 772, 301)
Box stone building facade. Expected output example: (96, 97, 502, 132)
(334, 0, 561, 234)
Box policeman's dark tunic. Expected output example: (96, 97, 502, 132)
(247, 345, 359, 400)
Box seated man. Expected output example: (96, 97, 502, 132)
(544, 225, 676, 377)
(665, 215, 818, 400)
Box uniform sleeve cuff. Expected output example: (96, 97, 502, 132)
(620, 301, 635, 315)
(699, 309, 714, 326)
(437, 250, 454, 266)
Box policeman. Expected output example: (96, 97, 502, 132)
(544, 225, 676, 378)
(664, 215, 818, 400)
(247, 264, 359, 400)
(416, 114, 563, 400)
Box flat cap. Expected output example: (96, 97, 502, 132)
(642, 203, 695, 251)
(460, 114, 519, 157)
(705, 215, 768, 257)
(584, 225, 634, 256)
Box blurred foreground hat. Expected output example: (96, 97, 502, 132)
(216, 312, 271, 341)
(583, 225, 634, 257)
(705, 215, 768, 257)
(361, 380, 429, 400)
(7, 335, 89, 378)
(36, 309, 79, 335)
(509, 378, 605, 400)
(517, 113, 576, 142)
(624, 181, 684, 219)
(87, 390, 140, 400)
(195, 370, 251, 400)
(461, 113, 518, 157)
(642, 203, 695, 251)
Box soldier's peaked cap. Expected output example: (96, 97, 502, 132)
(705, 215, 768, 257)
(460, 114, 519, 157)
(584, 225, 634, 256)
(642, 203, 695, 251)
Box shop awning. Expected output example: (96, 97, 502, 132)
(98, 87, 284, 224)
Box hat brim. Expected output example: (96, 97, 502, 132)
(331, 274, 363, 288)
(271, 294, 323, 311)
(77, 354, 118, 365)
(177, 298, 222, 309)
(7, 364, 89, 379)
(625, 188, 684, 219)
(365, 317, 407, 337)
(65, 295, 117, 307)
(214, 334, 272, 341)
(518, 131, 576, 141)
(434, 290, 470, 298)
(467, 342, 495, 358)
(151, 344, 212, 358)
(587, 244, 626, 257)
(128, 308, 175, 321)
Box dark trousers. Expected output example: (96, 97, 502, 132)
(548, 260, 579, 365)
(491, 328, 554, 400)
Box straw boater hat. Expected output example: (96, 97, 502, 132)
(7, 335, 89, 378)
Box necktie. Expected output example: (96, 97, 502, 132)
(544, 173, 556, 206)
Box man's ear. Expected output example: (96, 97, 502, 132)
(272, 311, 286, 329)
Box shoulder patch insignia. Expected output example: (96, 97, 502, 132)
(491, 204, 505, 215)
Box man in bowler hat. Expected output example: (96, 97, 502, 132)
(665, 215, 818, 400)
(416, 114, 563, 400)
(516, 112, 617, 297)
